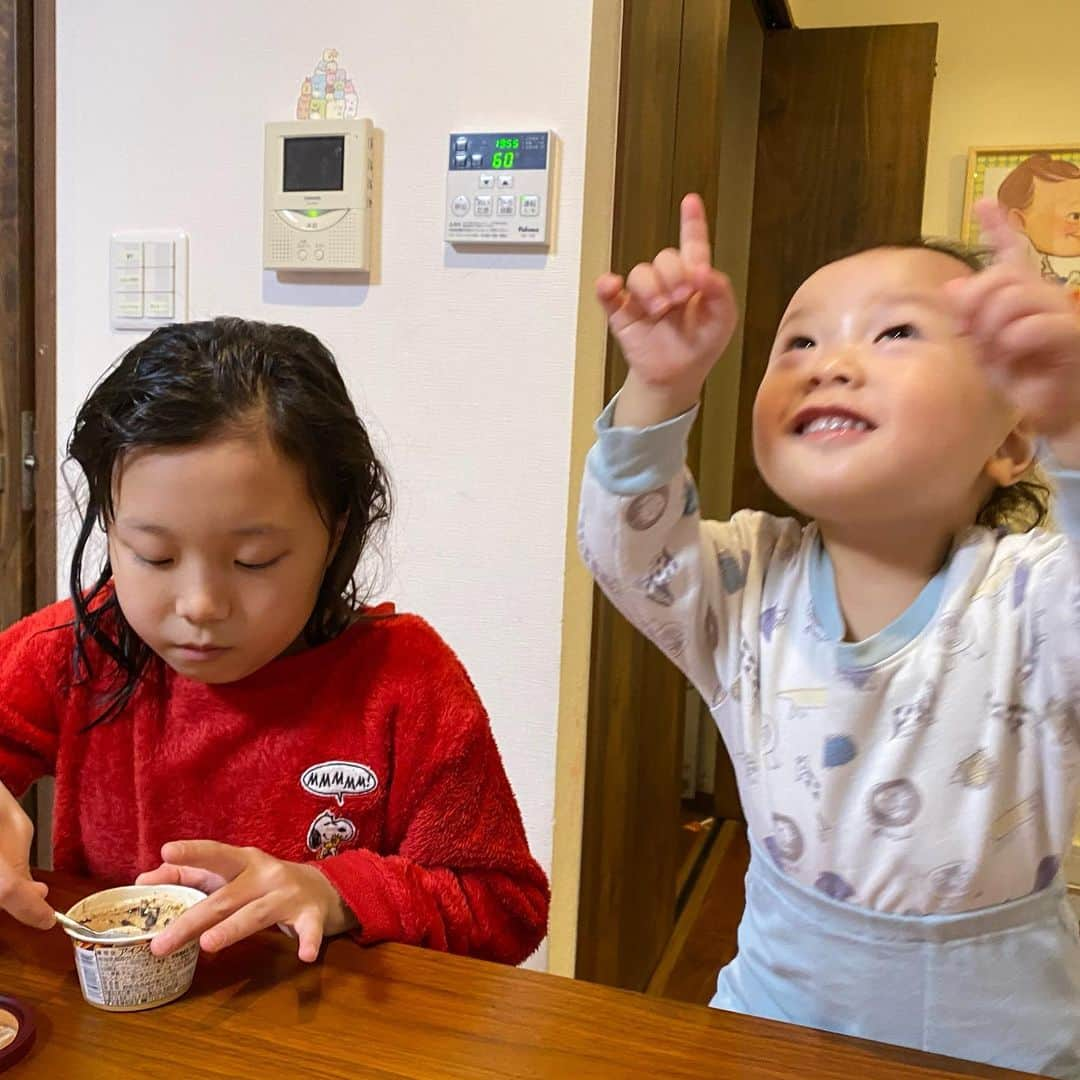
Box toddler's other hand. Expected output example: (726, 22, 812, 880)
(137, 839, 356, 963)
(948, 198, 1080, 442)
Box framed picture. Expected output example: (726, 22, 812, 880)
(962, 145, 1080, 292)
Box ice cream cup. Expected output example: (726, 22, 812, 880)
(61, 884, 206, 1012)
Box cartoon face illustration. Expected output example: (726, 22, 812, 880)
(928, 861, 975, 901)
(311, 73, 327, 97)
(626, 487, 669, 531)
(767, 814, 804, 864)
(639, 549, 678, 606)
(868, 779, 921, 830)
(307, 809, 357, 859)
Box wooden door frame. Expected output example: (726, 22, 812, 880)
(575, 0, 786, 992)
(33, 0, 55, 609)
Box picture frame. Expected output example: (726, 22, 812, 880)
(962, 145, 1080, 293)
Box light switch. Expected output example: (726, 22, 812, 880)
(112, 242, 142, 268)
(144, 267, 174, 292)
(143, 241, 175, 268)
(114, 268, 143, 292)
(109, 229, 187, 331)
(145, 293, 175, 318)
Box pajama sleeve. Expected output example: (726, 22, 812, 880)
(577, 394, 801, 705)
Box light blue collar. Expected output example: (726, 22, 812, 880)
(808, 534, 948, 668)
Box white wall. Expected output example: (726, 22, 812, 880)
(56, 0, 608, 970)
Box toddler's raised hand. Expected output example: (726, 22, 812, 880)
(949, 199, 1080, 444)
(598, 194, 738, 425)
(0, 781, 54, 930)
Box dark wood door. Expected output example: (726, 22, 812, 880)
(732, 22, 938, 517)
(0, 0, 36, 630)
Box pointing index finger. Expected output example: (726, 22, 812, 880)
(974, 197, 1029, 269)
(679, 193, 713, 269)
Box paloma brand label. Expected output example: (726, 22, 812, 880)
(300, 760, 379, 805)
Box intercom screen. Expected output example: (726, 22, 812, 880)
(283, 136, 345, 192)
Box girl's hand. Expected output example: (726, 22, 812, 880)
(948, 198, 1080, 448)
(136, 840, 357, 963)
(0, 781, 54, 930)
(598, 193, 738, 425)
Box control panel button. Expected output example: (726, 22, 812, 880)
(143, 241, 175, 268)
(112, 242, 142, 268)
(479, 174, 495, 189)
(452, 195, 470, 217)
(455, 136, 469, 150)
(497, 195, 516, 216)
(497, 174, 514, 189)
(471, 153, 483, 168)
(521, 195, 540, 217)
(143, 267, 173, 292)
(474, 194, 493, 216)
(114, 268, 143, 292)
(455, 152, 468, 169)
(314, 247, 325, 261)
(112, 294, 144, 318)
(145, 293, 175, 318)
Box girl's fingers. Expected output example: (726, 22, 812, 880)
(292, 909, 326, 964)
(975, 197, 1029, 268)
(197, 894, 283, 955)
(160, 840, 251, 881)
(135, 862, 227, 894)
(149, 877, 258, 957)
(0, 874, 55, 930)
(679, 193, 713, 269)
(626, 261, 670, 317)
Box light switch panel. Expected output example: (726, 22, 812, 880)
(110, 229, 188, 331)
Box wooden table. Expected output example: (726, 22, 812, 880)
(0, 872, 1032, 1078)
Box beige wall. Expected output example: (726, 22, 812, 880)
(790, 1, 1080, 238)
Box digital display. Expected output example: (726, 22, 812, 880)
(283, 135, 345, 192)
(449, 132, 548, 171)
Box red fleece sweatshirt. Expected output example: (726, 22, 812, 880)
(0, 600, 549, 965)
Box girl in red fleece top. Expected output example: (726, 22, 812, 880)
(0, 317, 548, 966)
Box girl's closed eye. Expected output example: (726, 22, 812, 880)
(236, 554, 287, 571)
(135, 553, 173, 568)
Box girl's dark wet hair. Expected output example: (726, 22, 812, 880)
(820, 237, 1051, 533)
(68, 316, 391, 726)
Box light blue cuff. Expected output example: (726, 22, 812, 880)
(584, 394, 699, 495)
(1039, 441, 1080, 538)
